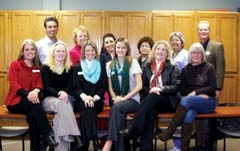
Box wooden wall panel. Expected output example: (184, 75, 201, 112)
(80, 12, 103, 51)
(152, 12, 173, 42)
(0, 73, 8, 105)
(0, 12, 8, 71)
(127, 12, 152, 58)
(173, 12, 195, 50)
(33, 11, 55, 41)
(219, 74, 238, 104)
(218, 14, 238, 73)
(10, 12, 33, 62)
(58, 11, 80, 48)
(104, 12, 128, 39)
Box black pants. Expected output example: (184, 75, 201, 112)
(7, 97, 51, 151)
(130, 93, 176, 150)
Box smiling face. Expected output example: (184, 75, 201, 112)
(54, 44, 66, 63)
(104, 37, 115, 53)
(191, 50, 203, 66)
(198, 21, 210, 42)
(115, 41, 128, 59)
(170, 35, 183, 52)
(23, 43, 36, 61)
(84, 45, 96, 61)
(154, 43, 169, 62)
(76, 30, 88, 46)
(45, 21, 58, 40)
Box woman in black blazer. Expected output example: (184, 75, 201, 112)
(73, 40, 107, 151)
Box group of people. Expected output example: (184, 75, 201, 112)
(4, 16, 225, 151)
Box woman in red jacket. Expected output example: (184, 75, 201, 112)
(5, 39, 58, 151)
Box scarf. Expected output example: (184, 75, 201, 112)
(110, 58, 130, 96)
(150, 60, 165, 88)
(81, 59, 101, 84)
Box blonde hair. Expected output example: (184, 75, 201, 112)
(109, 37, 132, 68)
(18, 39, 42, 68)
(188, 42, 206, 63)
(45, 42, 72, 74)
(148, 40, 171, 62)
(72, 25, 89, 44)
(81, 40, 99, 60)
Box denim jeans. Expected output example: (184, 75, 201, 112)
(180, 95, 217, 123)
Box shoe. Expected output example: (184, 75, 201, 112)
(189, 145, 207, 151)
(74, 136, 84, 150)
(119, 127, 142, 138)
(45, 135, 58, 150)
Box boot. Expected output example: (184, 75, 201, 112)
(74, 135, 84, 150)
(181, 123, 193, 151)
(157, 105, 187, 142)
(45, 135, 58, 150)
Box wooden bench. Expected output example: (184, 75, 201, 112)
(1, 105, 240, 127)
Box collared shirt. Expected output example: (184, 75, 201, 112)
(36, 36, 62, 64)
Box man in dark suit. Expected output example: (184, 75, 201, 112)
(191, 20, 225, 151)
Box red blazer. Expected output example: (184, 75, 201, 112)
(5, 59, 43, 105)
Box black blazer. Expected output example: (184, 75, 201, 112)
(72, 62, 107, 101)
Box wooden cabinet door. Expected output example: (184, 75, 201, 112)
(10, 11, 34, 61)
(33, 11, 55, 41)
(152, 12, 173, 42)
(127, 12, 152, 58)
(173, 11, 195, 50)
(58, 11, 81, 48)
(80, 11, 103, 52)
(0, 12, 9, 71)
(104, 12, 128, 40)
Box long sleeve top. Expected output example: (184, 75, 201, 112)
(41, 65, 73, 98)
(5, 59, 42, 105)
(69, 44, 82, 66)
(179, 61, 216, 97)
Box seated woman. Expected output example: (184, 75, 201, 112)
(102, 37, 142, 151)
(157, 42, 217, 151)
(5, 39, 58, 151)
(41, 42, 83, 151)
(120, 40, 181, 151)
(72, 40, 107, 151)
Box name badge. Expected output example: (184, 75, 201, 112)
(32, 69, 40, 73)
(78, 71, 83, 75)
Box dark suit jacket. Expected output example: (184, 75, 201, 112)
(206, 40, 225, 90)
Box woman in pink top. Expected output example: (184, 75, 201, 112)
(69, 25, 89, 66)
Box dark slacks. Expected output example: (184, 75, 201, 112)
(130, 93, 175, 150)
(7, 97, 51, 151)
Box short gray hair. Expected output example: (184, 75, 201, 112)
(188, 42, 206, 63)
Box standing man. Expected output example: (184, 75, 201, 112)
(191, 20, 225, 151)
(36, 16, 63, 151)
(37, 16, 62, 64)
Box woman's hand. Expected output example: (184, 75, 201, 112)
(149, 87, 161, 95)
(112, 96, 125, 103)
(58, 91, 69, 103)
(27, 89, 40, 104)
(83, 95, 95, 107)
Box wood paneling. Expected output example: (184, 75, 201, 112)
(0, 72, 8, 105)
(0, 10, 239, 105)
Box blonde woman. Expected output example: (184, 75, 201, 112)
(41, 42, 83, 151)
(70, 25, 89, 66)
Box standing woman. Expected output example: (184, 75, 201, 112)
(158, 43, 217, 151)
(41, 42, 83, 151)
(5, 39, 58, 151)
(102, 37, 142, 151)
(136, 36, 154, 101)
(100, 33, 116, 105)
(69, 25, 89, 66)
(120, 40, 180, 151)
(73, 40, 107, 151)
